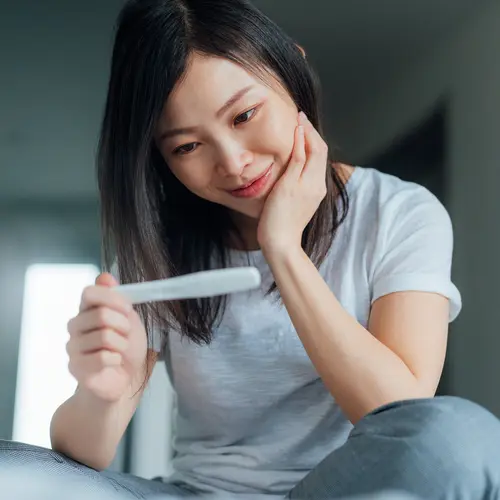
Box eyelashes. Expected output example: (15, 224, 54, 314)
(172, 105, 261, 156)
(233, 106, 258, 125)
(173, 143, 198, 155)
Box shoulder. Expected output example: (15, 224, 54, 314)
(348, 166, 441, 206)
(347, 166, 451, 235)
(331, 165, 453, 264)
(346, 167, 460, 321)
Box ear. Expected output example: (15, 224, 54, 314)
(296, 44, 306, 59)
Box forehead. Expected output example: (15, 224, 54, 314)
(162, 53, 281, 119)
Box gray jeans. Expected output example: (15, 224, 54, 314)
(0, 397, 499, 499)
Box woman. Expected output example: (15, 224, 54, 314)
(1, 0, 499, 499)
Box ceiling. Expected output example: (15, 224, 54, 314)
(0, 0, 492, 203)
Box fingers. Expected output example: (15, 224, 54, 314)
(65, 272, 146, 399)
(66, 307, 131, 372)
(68, 350, 123, 382)
(68, 307, 131, 337)
(285, 120, 306, 180)
(66, 329, 129, 357)
(297, 112, 329, 182)
(96, 272, 118, 287)
(298, 111, 325, 152)
(79, 283, 132, 315)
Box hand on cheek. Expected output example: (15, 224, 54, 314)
(257, 111, 329, 256)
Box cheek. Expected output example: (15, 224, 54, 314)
(255, 107, 297, 160)
(169, 163, 215, 198)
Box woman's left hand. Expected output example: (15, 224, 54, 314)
(257, 111, 329, 257)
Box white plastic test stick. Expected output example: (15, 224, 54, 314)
(115, 267, 261, 304)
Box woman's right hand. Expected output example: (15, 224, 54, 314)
(66, 273, 148, 403)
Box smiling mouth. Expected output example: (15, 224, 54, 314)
(229, 165, 273, 192)
(228, 164, 274, 199)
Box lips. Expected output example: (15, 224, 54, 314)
(229, 165, 273, 192)
(228, 164, 274, 199)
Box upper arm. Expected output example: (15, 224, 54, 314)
(368, 185, 461, 394)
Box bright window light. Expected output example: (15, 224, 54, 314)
(13, 263, 100, 448)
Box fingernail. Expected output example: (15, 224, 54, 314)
(298, 111, 308, 124)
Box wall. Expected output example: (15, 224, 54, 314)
(335, 1, 500, 414)
(0, 202, 101, 438)
(0, 0, 123, 201)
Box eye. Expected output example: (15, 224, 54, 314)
(234, 106, 258, 125)
(173, 143, 199, 156)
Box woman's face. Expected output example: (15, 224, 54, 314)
(155, 53, 300, 221)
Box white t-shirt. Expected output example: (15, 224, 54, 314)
(147, 166, 462, 497)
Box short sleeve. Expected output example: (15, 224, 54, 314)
(110, 260, 164, 353)
(371, 186, 462, 322)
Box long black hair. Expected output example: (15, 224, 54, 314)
(97, 0, 349, 350)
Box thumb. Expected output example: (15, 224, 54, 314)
(95, 272, 119, 288)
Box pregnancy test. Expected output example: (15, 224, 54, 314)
(115, 266, 261, 304)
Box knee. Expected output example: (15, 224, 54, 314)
(0, 440, 67, 467)
(417, 397, 500, 452)
(363, 395, 500, 446)
(358, 396, 500, 493)
(400, 397, 500, 488)
(0, 442, 114, 500)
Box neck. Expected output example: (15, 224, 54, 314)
(228, 211, 260, 251)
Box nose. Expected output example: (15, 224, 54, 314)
(215, 141, 253, 178)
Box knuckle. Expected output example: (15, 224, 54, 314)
(95, 349, 121, 366)
(96, 350, 109, 365)
(120, 297, 133, 312)
(121, 316, 132, 333)
(294, 152, 306, 164)
(99, 329, 115, 349)
(293, 147, 304, 159)
(317, 183, 327, 197)
(95, 307, 109, 327)
(67, 359, 78, 378)
(81, 286, 94, 305)
(109, 289, 129, 312)
(66, 317, 75, 334)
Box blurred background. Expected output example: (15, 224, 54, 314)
(1, 0, 499, 477)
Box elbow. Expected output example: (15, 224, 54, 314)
(413, 375, 439, 399)
(51, 439, 116, 471)
(84, 455, 116, 472)
(50, 432, 116, 472)
(349, 384, 435, 426)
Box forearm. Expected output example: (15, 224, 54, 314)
(50, 383, 142, 470)
(265, 246, 426, 424)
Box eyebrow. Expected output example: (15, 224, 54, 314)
(159, 85, 255, 141)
